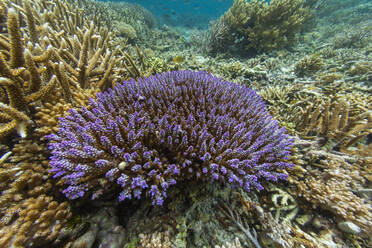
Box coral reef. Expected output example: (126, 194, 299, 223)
(0, 0, 370, 247)
(47, 70, 293, 205)
(296, 97, 372, 154)
(63, 207, 127, 248)
(114, 21, 137, 41)
(0, 0, 134, 246)
(333, 24, 371, 48)
(73, 0, 156, 45)
(215, 238, 243, 248)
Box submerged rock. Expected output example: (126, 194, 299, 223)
(337, 221, 361, 235)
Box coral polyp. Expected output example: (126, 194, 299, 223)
(47, 70, 293, 205)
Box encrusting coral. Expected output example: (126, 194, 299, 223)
(47, 70, 294, 205)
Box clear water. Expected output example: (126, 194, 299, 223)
(99, 0, 234, 28)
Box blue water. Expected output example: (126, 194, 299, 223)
(99, 0, 234, 28)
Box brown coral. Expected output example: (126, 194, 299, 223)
(212, 0, 311, 53)
(0, 195, 70, 248)
(0, 0, 134, 246)
(295, 54, 324, 76)
(138, 231, 173, 248)
(285, 139, 372, 236)
(0, 138, 72, 247)
(0, 0, 130, 138)
(297, 97, 372, 154)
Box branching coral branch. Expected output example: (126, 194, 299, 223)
(217, 201, 262, 248)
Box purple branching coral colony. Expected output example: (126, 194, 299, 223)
(47, 70, 294, 205)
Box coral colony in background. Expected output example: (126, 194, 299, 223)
(47, 70, 293, 205)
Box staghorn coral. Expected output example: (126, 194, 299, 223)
(34, 87, 99, 137)
(47, 70, 293, 205)
(0, 7, 57, 137)
(259, 82, 371, 155)
(210, 0, 311, 53)
(348, 61, 372, 76)
(0, 0, 131, 138)
(72, 0, 156, 45)
(0, 0, 130, 246)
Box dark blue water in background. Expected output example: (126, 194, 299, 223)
(98, 0, 234, 29)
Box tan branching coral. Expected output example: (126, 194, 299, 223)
(213, 0, 311, 53)
(0, 140, 52, 222)
(0, 138, 72, 247)
(34, 87, 99, 137)
(138, 231, 173, 248)
(295, 54, 324, 76)
(0, 195, 70, 247)
(0, 0, 133, 246)
(285, 139, 372, 236)
(297, 97, 372, 153)
(296, 157, 371, 235)
(0, 0, 130, 138)
(260, 83, 371, 155)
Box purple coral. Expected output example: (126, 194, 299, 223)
(47, 70, 293, 205)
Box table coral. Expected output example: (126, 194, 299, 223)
(47, 70, 293, 205)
